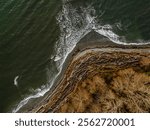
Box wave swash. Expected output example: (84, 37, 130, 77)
(12, 0, 150, 113)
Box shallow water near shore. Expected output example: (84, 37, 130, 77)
(0, 0, 150, 112)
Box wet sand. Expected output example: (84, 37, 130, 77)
(18, 31, 150, 112)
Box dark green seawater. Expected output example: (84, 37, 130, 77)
(0, 0, 150, 112)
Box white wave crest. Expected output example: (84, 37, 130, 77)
(12, 85, 48, 113)
(12, 0, 150, 113)
(14, 76, 19, 86)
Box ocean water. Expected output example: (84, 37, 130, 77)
(0, 0, 150, 112)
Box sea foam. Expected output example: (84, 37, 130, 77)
(12, 0, 149, 113)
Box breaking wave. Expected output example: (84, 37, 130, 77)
(12, 0, 150, 112)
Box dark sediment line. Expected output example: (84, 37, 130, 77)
(19, 31, 150, 113)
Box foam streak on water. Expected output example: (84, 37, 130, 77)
(12, 0, 149, 113)
(14, 76, 19, 86)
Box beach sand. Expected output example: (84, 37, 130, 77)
(18, 31, 150, 113)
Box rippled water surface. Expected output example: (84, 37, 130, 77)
(0, 0, 150, 112)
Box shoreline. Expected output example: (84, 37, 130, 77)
(34, 48, 150, 112)
(17, 31, 150, 112)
